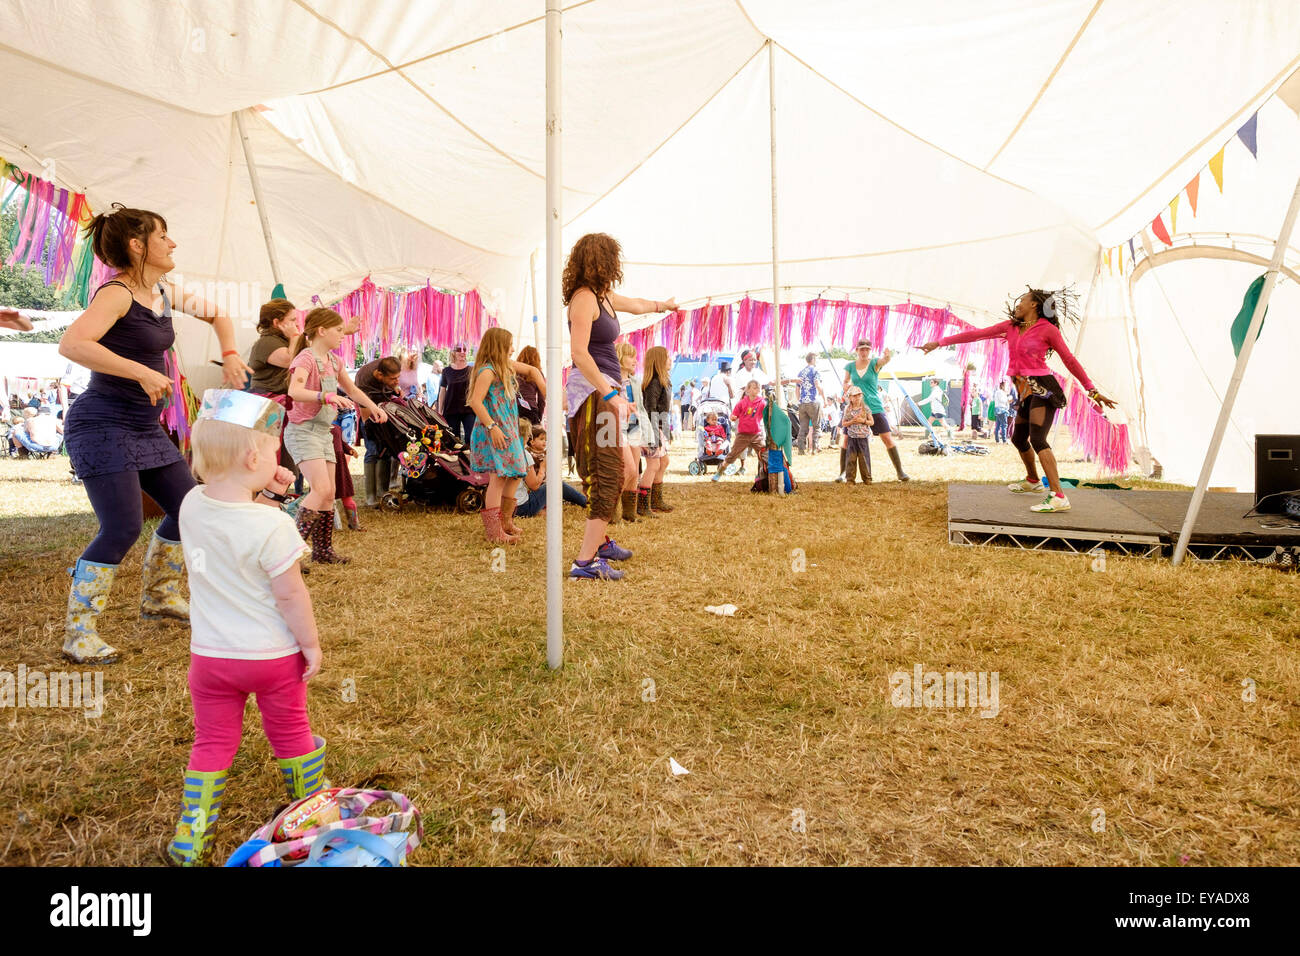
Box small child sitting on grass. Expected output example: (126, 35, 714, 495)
(514, 420, 588, 518)
(166, 389, 329, 866)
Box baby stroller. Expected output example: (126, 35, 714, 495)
(367, 398, 489, 513)
(687, 397, 742, 476)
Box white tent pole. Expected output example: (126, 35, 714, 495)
(544, 1, 564, 668)
(233, 110, 283, 287)
(768, 39, 781, 391)
(530, 248, 540, 349)
(1172, 169, 1300, 566)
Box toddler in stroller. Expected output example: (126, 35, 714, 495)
(687, 398, 735, 476)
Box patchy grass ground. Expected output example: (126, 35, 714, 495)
(1, 427, 1297, 866)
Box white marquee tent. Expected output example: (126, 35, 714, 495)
(2, 2, 1298, 484)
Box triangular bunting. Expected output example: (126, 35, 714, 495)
(1236, 113, 1258, 158)
(1209, 147, 1225, 192)
(1186, 173, 1200, 216)
(1151, 214, 1172, 246)
(1118, 247, 1124, 276)
(1128, 237, 1136, 264)
(1105, 249, 1113, 274)
(1168, 195, 1179, 234)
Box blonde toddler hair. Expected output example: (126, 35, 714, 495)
(191, 419, 273, 481)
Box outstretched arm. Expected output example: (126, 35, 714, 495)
(920, 321, 1012, 354)
(608, 292, 678, 316)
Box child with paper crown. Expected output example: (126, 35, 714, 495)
(166, 389, 328, 866)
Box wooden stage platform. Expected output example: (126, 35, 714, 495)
(946, 484, 1300, 562)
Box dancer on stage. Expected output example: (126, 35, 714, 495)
(921, 288, 1115, 513)
(841, 339, 909, 482)
(57, 204, 252, 664)
(563, 232, 675, 581)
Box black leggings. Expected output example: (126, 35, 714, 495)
(1009, 401, 1058, 453)
(81, 460, 195, 564)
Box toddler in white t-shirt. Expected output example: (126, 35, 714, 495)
(166, 390, 328, 866)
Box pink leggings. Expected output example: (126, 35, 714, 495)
(187, 653, 316, 772)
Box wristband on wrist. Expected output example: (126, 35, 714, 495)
(602, 389, 619, 401)
(260, 489, 288, 503)
(222, 349, 239, 357)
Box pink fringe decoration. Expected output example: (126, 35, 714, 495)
(332, 277, 502, 362)
(1063, 381, 1131, 475)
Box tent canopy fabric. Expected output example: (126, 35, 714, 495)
(2, 1, 1299, 487)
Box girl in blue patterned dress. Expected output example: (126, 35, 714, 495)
(466, 327, 546, 544)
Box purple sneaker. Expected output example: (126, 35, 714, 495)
(596, 537, 633, 562)
(569, 557, 624, 580)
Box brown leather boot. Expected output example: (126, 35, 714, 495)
(636, 488, 658, 518)
(500, 499, 524, 539)
(650, 482, 673, 512)
(621, 490, 639, 522)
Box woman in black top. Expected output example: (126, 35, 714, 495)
(637, 346, 675, 514)
(438, 342, 475, 443)
(57, 204, 251, 664)
(515, 345, 545, 427)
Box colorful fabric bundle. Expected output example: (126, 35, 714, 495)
(225, 787, 423, 868)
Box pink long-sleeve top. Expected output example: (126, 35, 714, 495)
(937, 320, 1094, 391)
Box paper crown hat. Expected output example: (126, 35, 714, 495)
(197, 389, 285, 437)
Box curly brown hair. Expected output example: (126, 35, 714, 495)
(562, 233, 623, 305)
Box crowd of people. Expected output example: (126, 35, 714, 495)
(25, 202, 1113, 864)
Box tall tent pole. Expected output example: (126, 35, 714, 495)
(1172, 169, 1300, 565)
(767, 39, 782, 390)
(544, 1, 564, 668)
(233, 110, 283, 288)
(530, 248, 540, 349)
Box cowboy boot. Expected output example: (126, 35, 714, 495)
(277, 735, 329, 801)
(63, 558, 119, 665)
(500, 498, 525, 539)
(636, 488, 658, 518)
(166, 769, 227, 866)
(481, 507, 518, 545)
(140, 532, 189, 622)
(650, 482, 674, 512)
(621, 490, 639, 522)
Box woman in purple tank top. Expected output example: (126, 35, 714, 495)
(563, 233, 676, 581)
(56, 204, 253, 665)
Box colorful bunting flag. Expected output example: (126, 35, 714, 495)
(1168, 195, 1179, 234)
(1209, 147, 1225, 192)
(1186, 173, 1200, 216)
(1236, 113, 1258, 158)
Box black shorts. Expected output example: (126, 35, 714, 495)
(869, 411, 892, 436)
(1013, 375, 1067, 417)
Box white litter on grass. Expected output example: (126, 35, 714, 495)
(669, 757, 690, 776)
(705, 604, 737, 616)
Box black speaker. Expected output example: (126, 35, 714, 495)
(1255, 435, 1300, 513)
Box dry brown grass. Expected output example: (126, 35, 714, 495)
(1, 428, 1297, 866)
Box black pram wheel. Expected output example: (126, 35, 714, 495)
(456, 488, 484, 514)
(687, 460, 701, 476)
(381, 492, 402, 511)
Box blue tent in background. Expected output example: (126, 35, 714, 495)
(670, 354, 732, 393)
